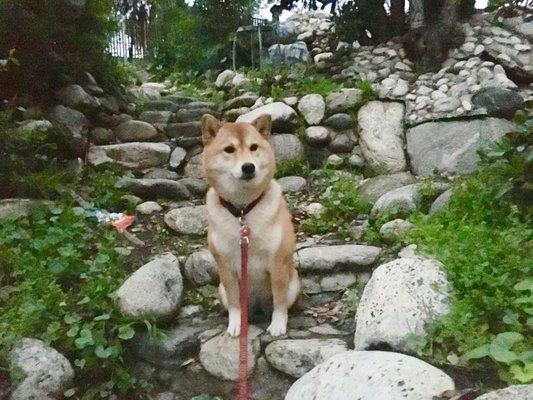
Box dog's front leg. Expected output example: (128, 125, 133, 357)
(268, 265, 290, 337)
(218, 266, 242, 337)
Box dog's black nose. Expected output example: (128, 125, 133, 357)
(241, 163, 255, 177)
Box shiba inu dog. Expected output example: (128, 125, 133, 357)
(201, 113, 300, 337)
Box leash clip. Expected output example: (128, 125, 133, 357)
(239, 212, 250, 245)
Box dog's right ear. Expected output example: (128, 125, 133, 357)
(201, 114, 221, 145)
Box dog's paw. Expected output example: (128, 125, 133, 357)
(267, 311, 287, 337)
(227, 308, 241, 337)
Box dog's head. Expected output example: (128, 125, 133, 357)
(201, 114, 276, 204)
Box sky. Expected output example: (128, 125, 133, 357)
(256, 0, 490, 21)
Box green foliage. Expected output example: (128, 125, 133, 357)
(408, 129, 532, 384)
(275, 158, 311, 179)
(0, 0, 121, 102)
(0, 206, 148, 398)
(300, 170, 372, 236)
(183, 284, 220, 312)
(148, 0, 256, 74)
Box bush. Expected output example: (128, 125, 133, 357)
(408, 129, 532, 384)
(0, 0, 120, 103)
(0, 206, 147, 398)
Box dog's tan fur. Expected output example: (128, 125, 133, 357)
(201, 114, 300, 337)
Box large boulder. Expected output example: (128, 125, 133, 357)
(354, 257, 451, 352)
(87, 143, 170, 170)
(116, 253, 183, 321)
(358, 101, 406, 173)
(164, 205, 208, 235)
(268, 134, 305, 163)
(406, 118, 518, 177)
(285, 351, 455, 400)
(57, 84, 99, 113)
(236, 102, 297, 132)
(9, 338, 74, 398)
(265, 339, 348, 378)
(298, 94, 325, 125)
(117, 177, 191, 200)
(115, 120, 159, 142)
(472, 87, 525, 118)
(358, 172, 417, 203)
(199, 326, 263, 381)
(326, 89, 363, 113)
(476, 385, 533, 400)
(48, 105, 89, 137)
(183, 248, 218, 286)
(295, 245, 381, 272)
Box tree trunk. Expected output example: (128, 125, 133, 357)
(403, 0, 464, 71)
(390, 0, 406, 36)
(409, 0, 425, 29)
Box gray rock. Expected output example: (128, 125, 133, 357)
(305, 126, 331, 147)
(379, 219, 414, 241)
(472, 87, 525, 118)
(143, 168, 179, 180)
(169, 147, 187, 169)
(323, 113, 355, 130)
(16, 120, 53, 135)
(9, 338, 74, 397)
(179, 177, 208, 197)
(87, 142, 171, 170)
(251, 357, 294, 400)
(358, 101, 406, 173)
(183, 153, 204, 179)
(326, 89, 363, 113)
(224, 107, 250, 122)
(268, 134, 305, 163)
(136, 201, 163, 215)
(265, 339, 348, 378)
(117, 177, 191, 200)
(175, 108, 212, 123)
(184, 248, 218, 286)
(139, 110, 172, 125)
(236, 102, 297, 132)
(166, 121, 202, 139)
(286, 351, 454, 400)
(295, 245, 381, 272)
(89, 127, 114, 144)
(429, 188, 453, 214)
(302, 272, 358, 294)
(164, 205, 208, 235)
(476, 385, 533, 400)
(433, 97, 461, 113)
(133, 321, 208, 366)
(354, 257, 451, 352)
(391, 79, 409, 97)
(298, 94, 325, 125)
(224, 93, 259, 109)
(215, 69, 236, 88)
(407, 118, 518, 177)
(115, 120, 158, 142)
(371, 183, 423, 217)
(143, 100, 179, 112)
(348, 146, 365, 168)
(57, 84, 99, 113)
(328, 133, 354, 153)
(326, 154, 344, 167)
(49, 105, 89, 137)
(199, 326, 263, 381)
(278, 176, 307, 193)
(116, 253, 183, 321)
(358, 172, 417, 203)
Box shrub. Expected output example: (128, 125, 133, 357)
(0, 206, 147, 398)
(0, 0, 120, 103)
(408, 129, 532, 384)
(300, 170, 372, 236)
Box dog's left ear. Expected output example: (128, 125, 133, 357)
(201, 114, 221, 145)
(251, 114, 272, 139)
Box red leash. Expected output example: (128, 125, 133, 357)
(237, 220, 251, 400)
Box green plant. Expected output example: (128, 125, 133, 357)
(0, 205, 149, 398)
(408, 129, 532, 384)
(275, 158, 311, 179)
(300, 170, 372, 236)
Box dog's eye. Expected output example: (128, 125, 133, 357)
(250, 144, 258, 151)
(224, 146, 235, 153)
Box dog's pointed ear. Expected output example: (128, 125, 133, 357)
(201, 114, 221, 145)
(251, 114, 272, 139)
